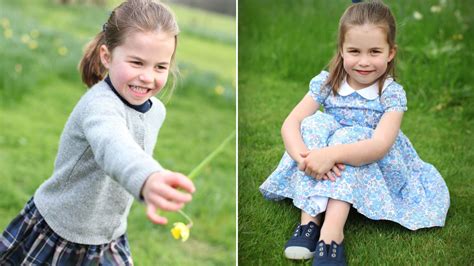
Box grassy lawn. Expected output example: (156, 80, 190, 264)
(0, 0, 235, 265)
(238, 0, 473, 265)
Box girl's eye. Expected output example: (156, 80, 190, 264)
(371, 50, 381, 54)
(131, 61, 142, 66)
(349, 50, 359, 54)
(156, 65, 167, 70)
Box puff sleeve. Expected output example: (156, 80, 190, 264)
(308, 71, 331, 105)
(380, 82, 408, 112)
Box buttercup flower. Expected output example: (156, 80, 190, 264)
(171, 222, 190, 242)
(58, 46, 68, 56)
(4, 28, 13, 39)
(214, 85, 225, 95)
(28, 40, 38, 50)
(21, 34, 30, 44)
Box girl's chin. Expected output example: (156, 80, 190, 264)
(123, 93, 150, 105)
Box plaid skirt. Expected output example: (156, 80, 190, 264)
(0, 198, 133, 265)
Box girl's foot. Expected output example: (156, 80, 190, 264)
(284, 221, 321, 260)
(312, 240, 347, 266)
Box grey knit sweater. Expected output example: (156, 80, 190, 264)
(34, 80, 165, 245)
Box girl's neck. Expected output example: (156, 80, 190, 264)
(104, 76, 152, 113)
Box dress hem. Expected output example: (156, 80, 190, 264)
(260, 188, 447, 231)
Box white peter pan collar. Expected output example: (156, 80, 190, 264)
(338, 76, 394, 100)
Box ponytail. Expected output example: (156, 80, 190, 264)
(79, 31, 107, 87)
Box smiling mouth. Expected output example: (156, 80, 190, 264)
(355, 70, 374, 75)
(129, 85, 151, 95)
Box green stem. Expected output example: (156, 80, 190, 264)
(187, 131, 235, 180)
(178, 209, 194, 228)
(176, 131, 234, 230)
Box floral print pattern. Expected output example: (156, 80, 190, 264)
(260, 71, 450, 230)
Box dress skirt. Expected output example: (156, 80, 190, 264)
(0, 198, 133, 265)
(260, 111, 450, 230)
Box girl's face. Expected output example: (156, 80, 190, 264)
(341, 24, 395, 90)
(100, 31, 175, 105)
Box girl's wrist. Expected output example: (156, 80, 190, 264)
(297, 148, 309, 163)
(327, 145, 341, 164)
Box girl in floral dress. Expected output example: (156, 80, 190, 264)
(259, 1, 450, 265)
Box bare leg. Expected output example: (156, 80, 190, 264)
(319, 199, 350, 244)
(301, 211, 323, 226)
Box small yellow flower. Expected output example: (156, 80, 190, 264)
(413, 11, 423, 20)
(4, 28, 13, 39)
(1, 18, 10, 28)
(58, 46, 68, 56)
(28, 40, 38, 50)
(214, 85, 225, 95)
(171, 222, 190, 242)
(30, 29, 40, 38)
(21, 34, 30, 44)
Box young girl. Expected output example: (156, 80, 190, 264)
(0, 0, 195, 264)
(260, 1, 450, 265)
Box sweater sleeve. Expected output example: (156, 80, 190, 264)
(79, 96, 164, 200)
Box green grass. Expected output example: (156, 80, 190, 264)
(0, 0, 235, 265)
(238, 0, 474, 265)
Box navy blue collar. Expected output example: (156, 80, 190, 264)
(105, 76, 152, 113)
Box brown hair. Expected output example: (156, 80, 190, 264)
(325, 1, 397, 95)
(79, 0, 180, 96)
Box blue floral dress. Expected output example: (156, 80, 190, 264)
(260, 71, 450, 230)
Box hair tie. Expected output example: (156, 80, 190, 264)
(352, 0, 362, 3)
(102, 22, 108, 33)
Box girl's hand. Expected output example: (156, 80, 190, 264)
(141, 171, 195, 225)
(296, 148, 310, 171)
(322, 163, 345, 181)
(299, 148, 344, 181)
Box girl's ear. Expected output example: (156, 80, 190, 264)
(99, 45, 111, 68)
(388, 45, 397, 62)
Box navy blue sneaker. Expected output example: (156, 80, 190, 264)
(284, 221, 320, 260)
(312, 240, 347, 266)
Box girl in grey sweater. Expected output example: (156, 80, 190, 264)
(0, 0, 195, 264)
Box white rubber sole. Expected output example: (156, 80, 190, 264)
(284, 246, 315, 260)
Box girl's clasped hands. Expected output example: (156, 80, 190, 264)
(298, 148, 345, 181)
